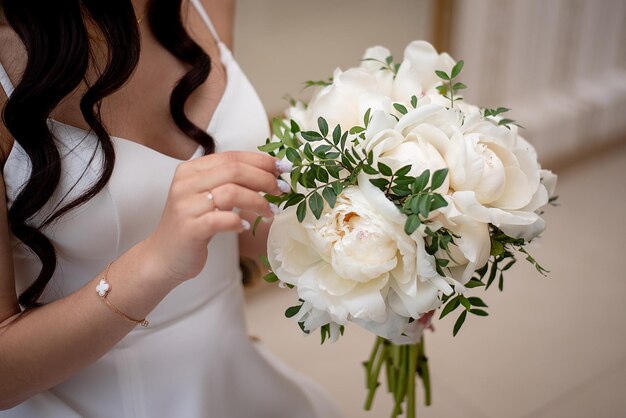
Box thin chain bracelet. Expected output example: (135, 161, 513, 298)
(96, 262, 149, 327)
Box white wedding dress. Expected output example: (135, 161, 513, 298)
(0, 2, 343, 417)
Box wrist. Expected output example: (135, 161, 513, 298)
(129, 237, 181, 293)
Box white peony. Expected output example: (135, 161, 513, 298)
(443, 107, 558, 241)
(267, 172, 449, 341)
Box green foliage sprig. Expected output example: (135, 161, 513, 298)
(361, 54, 401, 78)
(435, 60, 466, 108)
(482, 106, 524, 130)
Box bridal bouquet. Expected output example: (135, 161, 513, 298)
(255, 40, 557, 417)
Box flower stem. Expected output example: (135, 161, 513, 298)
(364, 339, 387, 410)
(419, 338, 432, 406)
(392, 346, 408, 417)
(407, 344, 418, 418)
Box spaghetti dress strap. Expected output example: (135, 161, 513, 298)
(189, 0, 223, 45)
(0, 62, 15, 97)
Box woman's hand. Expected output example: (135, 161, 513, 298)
(141, 151, 291, 284)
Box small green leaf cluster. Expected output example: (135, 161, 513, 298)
(439, 292, 489, 336)
(302, 77, 333, 90)
(361, 55, 401, 77)
(437, 225, 549, 336)
(435, 60, 466, 108)
(482, 106, 524, 130)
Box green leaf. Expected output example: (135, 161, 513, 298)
(439, 296, 460, 319)
(349, 126, 365, 135)
(469, 309, 488, 317)
(459, 295, 471, 310)
(413, 169, 431, 193)
(297, 321, 310, 334)
(285, 304, 302, 318)
(395, 164, 412, 177)
(393, 103, 408, 115)
(296, 200, 307, 222)
(303, 142, 314, 161)
(467, 297, 488, 307)
(316, 167, 329, 183)
(340, 131, 349, 150)
(465, 278, 485, 288)
(322, 186, 337, 208)
(490, 239, 505, 256)
(411, 95, 418, 108)
(430, 168, 449, 190)
(259, 255, 271, 269)
(362, 164, 378, 175)
(289, 168, 302, 193)
(369, 178, 389, 189)
(404, 214, 421, 235)
(285, 148, 301, 164)
(332, 124, 341, 145)
(452, 82, 467, 90)
(263, 271, 278, 283)
(430, 194, 448, 211)
(283, 192, 305, 209)
(385, 55, 393, 65)
(408, 195, 419, 213)
(486, 260, 498, 289)
(251, 215, 263, 236)
(290, 119, 300, 133)
(498, 118, 516, 126)
(314, 144, 332, 157)
(327, 165, 341, 179)
(331, 181, 343, 196)
(301, 131, 323, 142)
(309, 192, 324, 219)
(317, 117, 329, 137)
(435, 70, 450, 80)
(417, 194, 431, 217)
(304, 168, 317, 187)
(453, 310, 467, 336)
(257, 141, 283, 152)
(377, 162, 393, 176)
(363, 108, 372, 128)
(450, 60, 464, 78)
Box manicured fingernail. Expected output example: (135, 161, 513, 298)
(241, 219, 251, 231)
(277, 179, 291, 193)
(262, 217, 273, 223)
(269, 203, 280, 215)
(275, 160, 293, 173)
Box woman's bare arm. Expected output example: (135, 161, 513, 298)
(0, 203, 178, 409)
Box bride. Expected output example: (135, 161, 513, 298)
(0, 0, 343, 416)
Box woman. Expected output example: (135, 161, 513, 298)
(0, 0, 343, 416)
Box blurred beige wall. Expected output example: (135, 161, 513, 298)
(233, 0, 436, 116)
(233, 0, 626, 165)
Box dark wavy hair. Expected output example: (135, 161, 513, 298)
(1, 0, 216, 309)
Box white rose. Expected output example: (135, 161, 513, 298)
(267, 173, 448, 340)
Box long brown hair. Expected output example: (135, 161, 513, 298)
(1, 0, 216, 309)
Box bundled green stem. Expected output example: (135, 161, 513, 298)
(363, 337, 431, 418)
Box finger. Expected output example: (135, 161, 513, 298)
(188, 151, 292, 177)
(211, 184, 276, 218)
(183, 162, 290, 196)
(191, 210, 249, 241)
